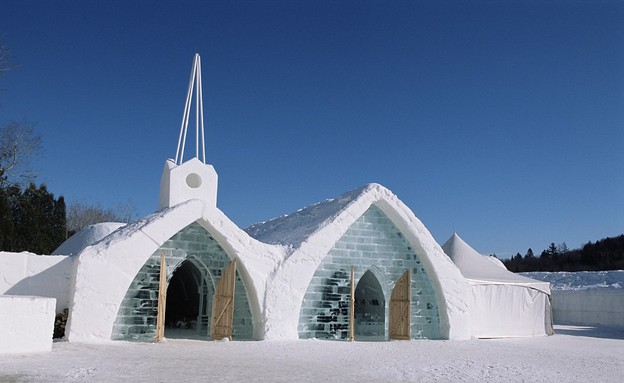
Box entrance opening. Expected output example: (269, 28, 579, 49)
(113, 223, 254, 341)
(354, 270, 385, 340)
(165, 260, 209, 339)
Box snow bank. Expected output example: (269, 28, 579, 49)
(0, 295, 55, 354)
(522, 270, 624, 291)
(0, 252, 73, 313)
(522, 271, 624, 327)
(551, 290, 624, 327)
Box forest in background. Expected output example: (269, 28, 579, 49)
(503, 235, 624, 272)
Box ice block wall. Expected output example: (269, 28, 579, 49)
(297, 206, 441, 340)
(112, 222, 252, 340)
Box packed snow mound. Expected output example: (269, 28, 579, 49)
(442, 233, 550, 293)
(52, 222, 127, 256)
(245, 184, 374, 248)
(521, 270, 624, 291)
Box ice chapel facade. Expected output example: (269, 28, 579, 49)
(65, 181, 471, 342)
(1, 54, 552, 347)
(62, 54, 471, 342)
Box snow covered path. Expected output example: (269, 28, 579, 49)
(1, 326, 623, 383)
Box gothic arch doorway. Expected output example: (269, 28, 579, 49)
(112, 223, 253, 341)
(354, 269, 385, 340)
(165, 259, 213, 339)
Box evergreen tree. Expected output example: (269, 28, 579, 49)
(504, 236, 624, 272)
(0, 187, 14, 249)
(547, 242, 558, 256)
(0, 183, 66, 254)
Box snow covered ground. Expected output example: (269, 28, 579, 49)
(1, 325, 622, 383)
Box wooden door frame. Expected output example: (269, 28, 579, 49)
(389, 269, 412, 340)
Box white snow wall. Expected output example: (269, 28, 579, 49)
(0, 252, 73, 313)
(0, 295, 56, 354)
(552, 290, 624, 328)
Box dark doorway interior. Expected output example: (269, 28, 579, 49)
(354, 270, 385, 340)
(165, 260, 202, 338)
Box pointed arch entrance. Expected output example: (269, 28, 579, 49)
(166, 260, 200, 330)
(298, 205, 442, 340)
(354, 270, 385, 340)
(112, 222, 253, 341)
(164, 258, 215, 339)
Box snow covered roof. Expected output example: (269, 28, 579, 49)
(442, 233, 550, 294)
(245, 184, 372, 248)
(52, 222, 127, 256)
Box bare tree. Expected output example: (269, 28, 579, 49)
(0, 36, 18, 93)
(66, 200, 136, 233)
(0, 38, 38, 187)
(0, 36, 16, 77)
(0, 120, 41, 187)
(114, 199, 137, 224)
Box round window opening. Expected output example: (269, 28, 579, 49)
(186, 173, 202, 189)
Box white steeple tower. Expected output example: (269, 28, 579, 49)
(159, 53, 218, 209)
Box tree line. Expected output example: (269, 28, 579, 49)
(0, 184, 66, 254)
(0, 181, 134, 254)
(503, 235, 624, 272)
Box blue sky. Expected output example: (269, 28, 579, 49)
(1, 0, 622, 258)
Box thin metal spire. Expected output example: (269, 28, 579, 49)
(175, 53, 206, 165)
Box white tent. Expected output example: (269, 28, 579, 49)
(442, 233, 553, 338)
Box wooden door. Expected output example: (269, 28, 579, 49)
(349, 266, 355, 341)
(389, 269, 411, 340)
(156, 253, 167, 342)
(210, 259, 237, 340)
